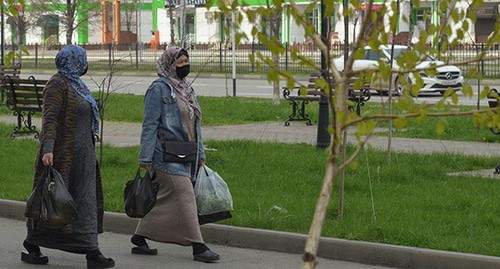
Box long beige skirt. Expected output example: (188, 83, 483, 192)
(135, 170, 204, 246)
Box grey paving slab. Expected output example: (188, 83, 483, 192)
(0, 217, 391, 269)
(2, 199, 500, 269)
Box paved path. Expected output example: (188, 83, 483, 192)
(1, 217, 389, 269)
(1, 115, 498, 158)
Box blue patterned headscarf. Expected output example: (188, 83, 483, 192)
(55, 45, 99, 134)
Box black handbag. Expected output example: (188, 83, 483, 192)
(162, 141, 197, 163)
(124, 168, 159, 218)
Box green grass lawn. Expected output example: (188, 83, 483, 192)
(0, 123, 498, 257)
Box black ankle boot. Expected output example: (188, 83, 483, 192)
(21, 240, 48, 265)
(192, 243, 220, 263)
(131, 235, 158, 255)
(131, 234, 147, 246)
(86, 249, 115, 269)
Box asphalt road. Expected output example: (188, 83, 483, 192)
(23, 70, 498, 107)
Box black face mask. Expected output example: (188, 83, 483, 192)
(80, 65, 88, 76)
(176, 65, 190, 79)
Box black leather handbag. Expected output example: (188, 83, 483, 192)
(162, 141, 197, 163)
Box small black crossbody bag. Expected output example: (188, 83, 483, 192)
(162, 141, 197, 163)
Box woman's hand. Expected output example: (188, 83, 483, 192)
(140, 162, 153, 169)
(199, 159, 205, 167)
(42, 153, 53, 166)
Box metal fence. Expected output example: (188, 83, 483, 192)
(8, 42, 500, 78)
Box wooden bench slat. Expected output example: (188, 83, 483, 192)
(0, 71, 21, 75)
(12, 106, 42, 109)
(13, 99, 42, 106)
(10, 92, 43, 98)
(8, 86, 45, 92)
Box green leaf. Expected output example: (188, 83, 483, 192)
(397, 95, 414, 111)
(439, 1, 448, 12)
(394, 117, 408, 129)
(461, 85, 473, 97)
(5, 51, 15, 67)
(348, 160, 359, 171)
(435, 120, 446, 134)
(10, 6, 18, 15)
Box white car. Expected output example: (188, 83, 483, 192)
(333, 45, 464, 95)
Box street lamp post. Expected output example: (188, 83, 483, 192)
(316, 0, 330, 148)
(1, 2, 5, 65)
(231, 1, 236, 97)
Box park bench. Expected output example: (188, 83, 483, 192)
(0, 63, 21, 104)
(283, 73, 370, 126)
(486, 88, 499, 174)
(2, 75, 48, 139)
(487, 88, 499, 135)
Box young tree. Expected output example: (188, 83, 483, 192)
(1, 0, 29, 66)
(120, 0, 140, 64)
(88, 49, 137, 165)
(167, 0, 176, 45)
(213, 0, 499, 268)
(264, 0, 283, 105)
(30, 0, 101, 45)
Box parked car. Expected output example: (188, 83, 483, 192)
(333, 45, 464, 96)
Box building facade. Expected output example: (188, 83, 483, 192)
(5, 0, 499, 46)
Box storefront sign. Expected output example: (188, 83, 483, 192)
(471, 3, 498, 18)
(166, 0, 207, 7)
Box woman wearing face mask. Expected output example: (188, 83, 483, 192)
(131, 47, 220, 263)
(22, 45, 115, 268)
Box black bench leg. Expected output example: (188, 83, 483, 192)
(285, 100, 313, 126)
(11, 111, 39, 139)
(285, 99, 299, 126)
(299, 101, 313, 125)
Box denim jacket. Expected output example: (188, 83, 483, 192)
(139, 77, 205, 178)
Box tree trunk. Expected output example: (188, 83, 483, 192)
(272, 52, 280, 105)
(169, 0, 176, 45)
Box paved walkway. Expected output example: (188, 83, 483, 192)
(1, 115, 498, 157)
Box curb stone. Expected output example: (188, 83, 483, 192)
(1, 199, 499, 269)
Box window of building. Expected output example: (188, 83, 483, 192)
(39, 15, 59, 46)
(307, 8, 319, 34)
(413, 8, 431, 32)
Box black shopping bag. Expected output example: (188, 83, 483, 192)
(124, 168, 159, 218)
(25, 166, 78, 230)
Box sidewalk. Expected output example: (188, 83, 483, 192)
(0, 116, 499, 268)
(1, 115, 498, 158)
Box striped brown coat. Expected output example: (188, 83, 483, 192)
(27, 73, 104, 234)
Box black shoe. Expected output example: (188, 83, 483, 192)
(193, 250, 220, 263)
(21, 250, 49, 265)
(131, 244, 158, 255)
(86, 253, 115, 269)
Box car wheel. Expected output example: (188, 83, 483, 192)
(394, 76, 416, 97)
(392, 77, 403, 96)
